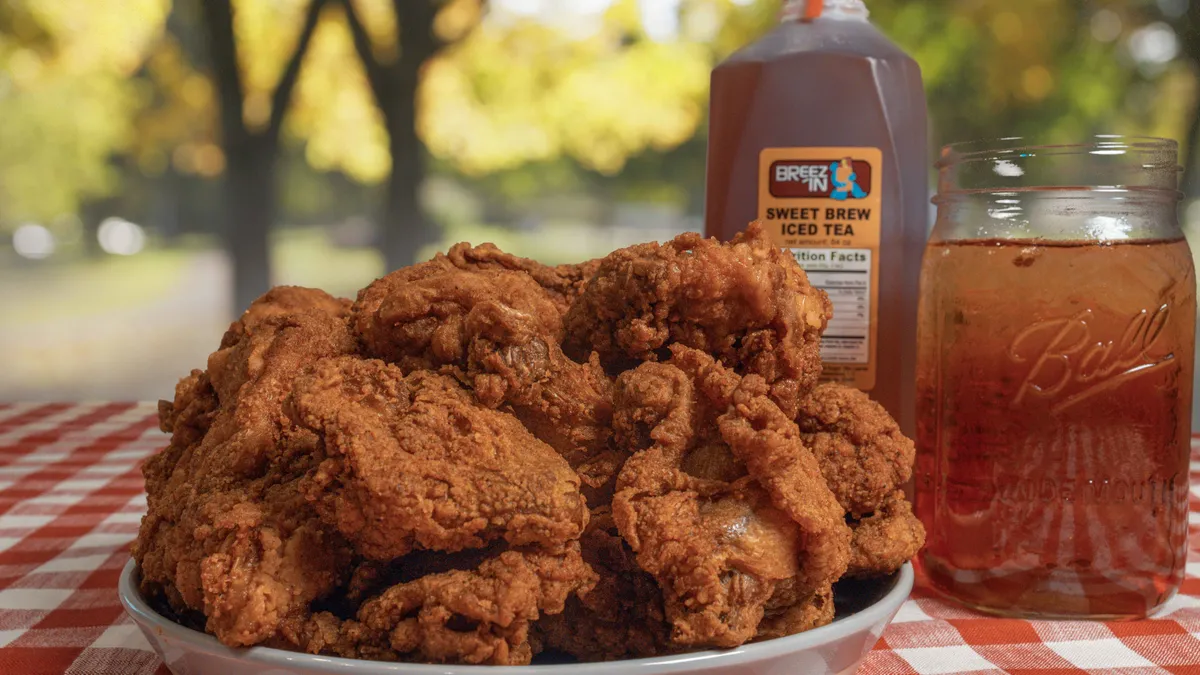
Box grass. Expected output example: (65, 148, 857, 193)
(427, 220, 648, 266)
(1, 220, 660, 329)
(272, 228, 385, 299)
(0, 248, 196, 324)
(273, 221, 634, 301)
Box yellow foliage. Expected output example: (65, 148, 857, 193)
(549, 40, 709, 174)
(232, 0, 312, 100)
(288, 6, 391, 183)
(420, 20, 566, 175)
(421, 11, 711, 176)
(130, 39, 217, 176)
(253, 0, 713, 181)
(349, 0, 397, 64)
(8, 0, 1189, 221)
(435, 0, 486, 44)
(0, 0, 168, 225)
(25, 0, 168, 75)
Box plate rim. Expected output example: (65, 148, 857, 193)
(118, 558, 913, 673)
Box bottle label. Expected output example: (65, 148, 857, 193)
(757, 146, 882, 390)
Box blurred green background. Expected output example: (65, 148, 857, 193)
(1, 0, 1198, 401)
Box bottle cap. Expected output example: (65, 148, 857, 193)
(781, 0, 869, 22)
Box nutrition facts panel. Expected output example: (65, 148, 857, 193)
(790, 247, 871, 364)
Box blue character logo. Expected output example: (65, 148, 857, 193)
(830, 158, 867, 201)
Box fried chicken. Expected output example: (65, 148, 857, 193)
(352, 261, 562, 372)
(136, 230, 924, 665)
(797, 383, 915, 518)
(289, 356, 588, 561)
(563, 222, 831, 417)
(135, 291, 358, 647)
(235, 285, 353, 333)
(534, 509, 671, 661)
(352, 264, 616, 497)
(794, 385, 923, 578)
(610, 347, 848, 649)
(137, 288, 595, 661)
(445, 242, 601, 314)
(756, 581, 835, 642)
(846, 490, 925, 578)
(281, 545, 595, 665)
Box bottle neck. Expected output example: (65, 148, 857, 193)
(781, 0, 869, 22)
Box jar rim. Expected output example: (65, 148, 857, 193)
(937, 135, 1180, 169)
(936, 135, 1181, 195)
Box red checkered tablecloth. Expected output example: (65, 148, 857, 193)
(0, 401, 1198, 674)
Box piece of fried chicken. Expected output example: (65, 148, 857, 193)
(352, 263, 617, 497)
(534, 506, 672, 661)
(563, 222, 831, 418)
(280, 544, 595, 665)
(793, 383, 923, 579)
(445, 242, 601, 315)
(138, 287, 596, 662)
(610, 347, 849, 650)
(136, 235, 925, 664)
(288, 356, 589, 561)
(136, 289, 358, 647)
(796, 383, 915, 519)
(275, 357, 596, 665)
(846, 490, 925, 578)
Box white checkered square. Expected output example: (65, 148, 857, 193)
(0, 514, 54, 530)
(89, 623, 154, 651)
(16, 451, 69, 465)
(893, 645, 997, 674)
(890, 600, 933, 624)
(53, 478, 111, 493)
(1046, 637, 1157, 669)
(0, 629, 25, 649)
(27, 493, 86, 507)
(0, 404, 105, 445)
(0, 588, 72, 611)
(35, 553, 112, 574)
(68, 533, 132, 551)
(100, 512, 143, 525)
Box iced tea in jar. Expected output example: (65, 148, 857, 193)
(915, 137, 1196, 619)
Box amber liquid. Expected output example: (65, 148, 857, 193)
(704, 16, 928, 435)
(915, 236, 1195, 618)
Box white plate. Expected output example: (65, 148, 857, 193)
(119, 558, 912, 675)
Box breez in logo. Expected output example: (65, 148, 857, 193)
(770, 159, 872, 201)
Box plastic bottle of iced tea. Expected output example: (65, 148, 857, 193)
(704, 0, 928, 435)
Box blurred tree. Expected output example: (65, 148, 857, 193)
(1168, 2, 1200, 194)
(332, 0, 487, 272)
(413, 0, 711, 229)
(675, 0, 1199, 192)
(6, 0, 1200, 279)
(198, 0, 330, 312)
(0, 0, 168, 238)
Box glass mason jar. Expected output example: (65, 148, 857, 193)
(915, 137, 1196, 619)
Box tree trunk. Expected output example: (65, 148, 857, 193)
(1179, 7, 1200, 198)
(198, 0, 325, 317)
(1182, 78, 1200, 200)
(224, 134, 276, 313)
(81, 197, 118, 258)
(380, 83, 432, 272)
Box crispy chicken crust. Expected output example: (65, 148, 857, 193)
(611, 348, 848, 649)
(563, 222, 831, 417)
(796, 383, 916, 518)
(135, 228, 920, 664)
